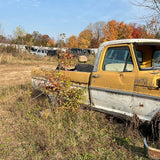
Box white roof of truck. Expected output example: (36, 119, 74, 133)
(99, 39, 160, 48)
(93, 39, 160, 72)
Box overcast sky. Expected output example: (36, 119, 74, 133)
(0, 0, 146, 40)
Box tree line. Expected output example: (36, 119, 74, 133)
(0, 19, 159, 49)
(66, 19, 159, 49)
(0, 26, 56, 48)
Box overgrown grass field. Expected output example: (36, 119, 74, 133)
(0, 84, 149, 160)
(0, 49, 149, 159)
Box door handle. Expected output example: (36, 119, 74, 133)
(92, 75, 101, 78)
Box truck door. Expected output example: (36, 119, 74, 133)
(90, 45, 136, 118)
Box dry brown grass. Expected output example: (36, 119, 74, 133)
(0, 51, 58, 89)
(0, 51, 58, 65)
(0, 53, 13, 64)
(0, 51, 149, 159)
(0, 83, 148, 160)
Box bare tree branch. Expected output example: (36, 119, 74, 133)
(133, 0, 160, 17)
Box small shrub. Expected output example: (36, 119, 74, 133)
(32, 49, 85, 111)
(44, 71, 85, 110)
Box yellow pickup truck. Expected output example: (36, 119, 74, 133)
(32, 39, 160, 135)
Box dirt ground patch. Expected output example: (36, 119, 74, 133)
(0, 63, 57, 158)
(0, 64, 56, 88)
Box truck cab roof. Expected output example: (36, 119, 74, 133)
(100, 39, 160, 48)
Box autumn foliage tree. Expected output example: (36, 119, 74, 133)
(0, 19, 156, 50)
(31, 31, 53, 47)
(47, 39, 55, 47)
(117, 21, 133, 39)
(131, 24, 142, 38)
(103, 20, 118, 41)
(131, 23, 154, 38)
(65, 35, 78, 48)
(78, 29, 92, 49)
(23, 34, 34, 48)
(103, 20, 133, 41)
(102, 20, 154, 42)
(87, 21, 105, 48)
(13, 25, 26, 44)
(41, 35, 50, 46)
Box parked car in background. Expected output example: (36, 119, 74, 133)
(30, 47, 37, 55)
(30, 48, 47, 57)
(82, 49, 96, 56)
(47, 49, 57, 56)
(70, 48, 82, 57)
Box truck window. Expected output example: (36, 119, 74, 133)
(154, 50, 160, 67)
(134, 44, 160, 70)
(136, 51, 143, 65)
(102, 46, 133, 72)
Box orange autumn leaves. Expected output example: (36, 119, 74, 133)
(66, 20, 154, 49)
(103, 20, 133, 40)
(103, 20, 154, 41)
(47, 39, 55, 47)
(65, 35, 78, 48)
(66, 30, 92, 49)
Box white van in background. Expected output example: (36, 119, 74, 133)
(30, 48, 47, 57)
(36, 49, 47, 57)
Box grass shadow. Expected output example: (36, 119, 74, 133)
(114, 137, 148, 159)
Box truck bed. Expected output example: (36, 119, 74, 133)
(69, 64, 94, 72)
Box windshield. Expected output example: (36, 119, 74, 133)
(134, 43, 160, 70)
